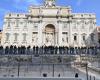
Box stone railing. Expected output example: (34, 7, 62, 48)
(0, 78, 81, 80)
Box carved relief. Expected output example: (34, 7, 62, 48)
(32, 32, 38, 45)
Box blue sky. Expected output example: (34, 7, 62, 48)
(0, 0, 100, 29)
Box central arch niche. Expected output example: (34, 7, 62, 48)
(44, 24, 55, 46)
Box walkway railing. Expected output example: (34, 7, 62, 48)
(0, 78, 81, 80)
(0, 46, 99, 55)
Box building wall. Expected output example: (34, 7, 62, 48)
(97, 27, 100, 45)
(0, 31, 2, 45)
(1, 3, 98, 47)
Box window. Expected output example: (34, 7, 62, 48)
(9, 14, 11, 17)
(63, 22, 68, 28)
(81, 20, 85, 29)
(14, 33, 18, 41)
(6, 19, 11, 27)
(83, 35, 86, 41)
(23, 33, 27, 41)
(24, 20, 27, 27)
(89, 20, 94, 30)
(16, 19, 19, 27)
(34, 25, 38, 28)
(73, 33, 78, 41)
(89, 26, 93, 30)
(17, 14, 19, 17)
(8, 22, 10, 27)
(72, 20, 78, 29)
(43, 73, 47, 77)
(20, 22, 23, 24)
(82, 25, 85, 29)
(5, 33, 10, 41)
(12, 21, 15, 25)
(81, 14, 83, 17)
(74, 35, 77, 41)
(73, 34, 77, 41)
(34, 22, 38, 28)
(82, 34, 86, 41)
(72, 21, 77, 29)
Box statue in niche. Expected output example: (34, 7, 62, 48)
(45, 33, 53, 46)
(32, 36, 38, 43)
(62, 38, 64, 42)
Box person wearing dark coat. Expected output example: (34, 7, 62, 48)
(32, 46, 35, 54)
(22, 46, 26, 54)
(27, 46, 31, 55)
(5, 46, 9, 55)
(0, 46, 3, 55)
(54, 46, 58, 54)
(18, 46, 21, 54)
(75, 73, 78, 78)
(13, 46, 17, 55)
(65, 46, 68, 54)
(9, 45, 13, 54)
(41, 46, 44, 55)
(36, 46, 38, 54)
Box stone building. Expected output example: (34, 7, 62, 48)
(97, 27, 100, 44)
(1, 0, 98, 47)
(0, 30, 2, 45)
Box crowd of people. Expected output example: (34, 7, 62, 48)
(0, 45, 99, 55)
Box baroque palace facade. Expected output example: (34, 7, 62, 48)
(1, 0, 98, 47)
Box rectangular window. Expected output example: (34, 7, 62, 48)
(81, 20, 85, 29)
(83, 36, 85, 41)
(6, 33, 10, 41)
(23, 33, 27, 41)
(63, 22, 68, 28)
(34, 25, 38, 28)
(20, 22, 23, 24)
(34, 22, 38, 28)
(6, 19, 11, 28)
(14, 33, 18, 41)
(16, 19, 19, 27)
(24, 20, 27, 27)
(74, 35, 77, 41)
(72, 20, 77, 29)
(8, 22, 10, 27)
(82, 25, 85, 29)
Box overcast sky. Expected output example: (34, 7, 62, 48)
(0, 0, 100, 29)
